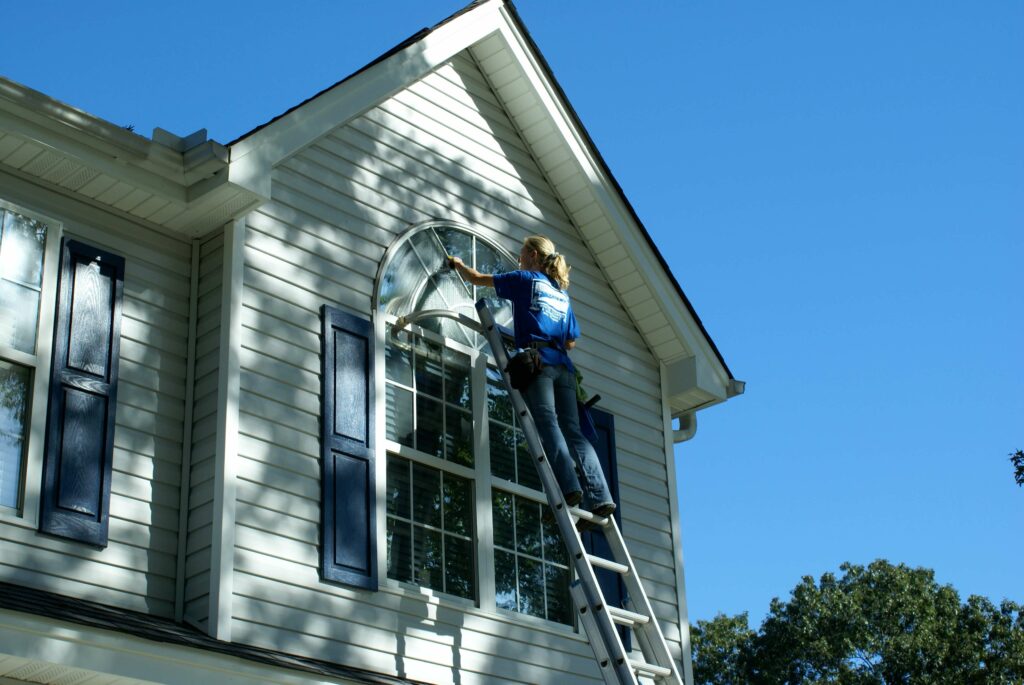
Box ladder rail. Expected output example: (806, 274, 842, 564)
(466, 299, 683, 684)
(476, 300, 639, 685)
(602, 514, 685, 684)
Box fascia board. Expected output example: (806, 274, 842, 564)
(491, 7, 732, 392)
(0, 76, 151, 158)
(0, 107, 189, 204)
(227, 0, 504, 196)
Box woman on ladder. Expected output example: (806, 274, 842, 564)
(448, 235, 615, 524)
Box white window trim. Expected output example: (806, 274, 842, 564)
(376, 312, 577, 627)
(0, 197, 62, 525)
(373, 221, 579, 628)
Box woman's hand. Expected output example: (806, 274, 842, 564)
(448, 255, 494, 287)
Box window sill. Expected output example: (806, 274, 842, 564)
(377, 578, 583, 642)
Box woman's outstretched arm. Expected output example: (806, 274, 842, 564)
(448, 256, 494, 287)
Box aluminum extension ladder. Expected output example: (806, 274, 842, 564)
(475, 299, 683, 685)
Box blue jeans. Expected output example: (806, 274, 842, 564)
(523, 364, 613, 509)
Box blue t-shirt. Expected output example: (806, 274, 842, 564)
(492, 270, 580, 369)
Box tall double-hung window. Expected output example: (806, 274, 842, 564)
(0, 201, 52, 511)
(375, 223, 572, 624)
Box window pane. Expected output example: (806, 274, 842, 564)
(446, 407, 473, 467)
(378, 242, 426, 315)
(385, 330, 413, 386)
(387, 517, 412, 583)
(489, 423, 516, 482)
(413, 527, 443, 590)
(492, 490, 515, 550)
(443, 347, 471, 409)
(515, 497, 542, 558)
(386, 457, 410, 519)
(414, 337, 443, 399)
(444, 534, 475, 600)
(385, 385, 413, 448)
(412, 462, 441, 528)
(442, 472, 473, 537)
(545, 564, 573, 625)
(415, 395, 443, 458)
(486, 368, 513, 423)
(0, 210, 46, 287)
(0, 280, 41, 354)
(516, 432, 541, 490)
(543, 515, 569, 567)
(518, 557, 545, 618)
(0, 360, 29, 509)
(436, 226, 472, 266)
(494, 550, 517, 611)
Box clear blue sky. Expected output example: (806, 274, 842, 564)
(4, 1, 1020, 626)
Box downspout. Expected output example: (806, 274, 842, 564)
(673, 412, 697, 443)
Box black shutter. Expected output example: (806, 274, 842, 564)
(583, 407, 630, 649)
(320, 305, 377, 589)
(39, 239, 125, 547)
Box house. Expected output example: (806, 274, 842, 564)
(0, 2, 741, 683)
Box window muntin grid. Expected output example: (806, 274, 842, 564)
(492, 490, 572, 625)
(377, 224, 513, 349)
(386, 454, 476, 600)
(385, 328, 473, 467)
(377, 223, 579, 625)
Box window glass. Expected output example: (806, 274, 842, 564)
(0, 209, 47, 354)
(0, 360, 30, 509)
(487, 367, 539, 490)
(386, 455, 476, 600)
(492, 490, 572, 625)
(386, 330, 474, 467)
(379, 224, 578, 625)
(377, 224, 514, 348)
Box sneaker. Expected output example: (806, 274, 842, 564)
(590, 502, 616, 519)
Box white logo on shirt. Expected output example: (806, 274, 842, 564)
(531, 278, 569, 323)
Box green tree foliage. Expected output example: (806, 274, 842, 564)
(1011, 450, 1024, 487)
(692, 560, 1024, 684)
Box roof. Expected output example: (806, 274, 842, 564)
(0, 581, 424, 685)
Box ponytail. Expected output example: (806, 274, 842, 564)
(523, 235, 571, 290)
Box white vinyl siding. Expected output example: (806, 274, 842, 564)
(0, 171, 190, 617)
(183, 229, 224, 628)
(230, 51, 680, 682)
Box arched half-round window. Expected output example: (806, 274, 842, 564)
(375, 222, 515, 348)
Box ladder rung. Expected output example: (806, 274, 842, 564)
(587, 554, 629, 575)
(570, 507, 612, 527)
(631, 660, 673, 678)
(608, 606, 650, 627)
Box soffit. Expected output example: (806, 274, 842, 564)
(0, 77, 264, 238)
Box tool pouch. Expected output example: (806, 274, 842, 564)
(506, 348, 542, 390)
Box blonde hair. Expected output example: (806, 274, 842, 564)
(524, 235, 570, 290)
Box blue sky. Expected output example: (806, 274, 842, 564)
(4, 1, 1020, 625)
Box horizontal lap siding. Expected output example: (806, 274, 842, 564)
(0, 174, 190, 617)
(233, 53, 680, 680)
(184, 230, 224, 627)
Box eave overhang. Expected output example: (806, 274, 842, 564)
(0, 77, 265, 238)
